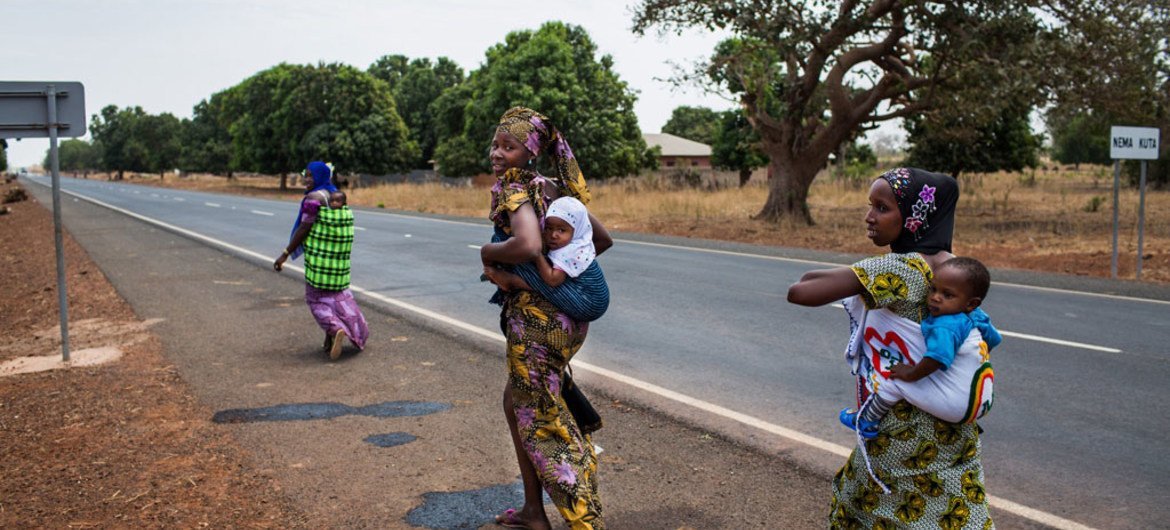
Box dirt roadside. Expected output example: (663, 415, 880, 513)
(0, 181, 306, 527)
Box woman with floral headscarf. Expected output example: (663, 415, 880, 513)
(480, 107, 612, 530)
(788, 168, 995, 529)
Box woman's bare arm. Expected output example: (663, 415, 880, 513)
(274, 219, 313, 271)
(588, 213, 613, 256)
(787, 267, 865, 306)
(481, 203, 542, 265)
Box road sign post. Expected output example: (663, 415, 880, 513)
(0, 81, 86, 361)
(1109, 126, 1160, 280)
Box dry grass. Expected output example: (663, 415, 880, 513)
(95, 166, 1169, 283)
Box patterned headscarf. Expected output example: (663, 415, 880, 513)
(879, 167, 959, 255)
(496, 107, 591, 205)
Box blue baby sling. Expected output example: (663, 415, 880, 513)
(487, 226, 609, 322)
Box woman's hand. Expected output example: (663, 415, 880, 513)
(273, 251, 288, 271)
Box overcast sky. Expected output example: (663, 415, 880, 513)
(3, 0, 750, 167)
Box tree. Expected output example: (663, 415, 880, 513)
(181, 96, 234, 176)
(905, 102, 1042, 179)
(220, 62, 418, 188)
(710, 110, 766, 186)
(369, 56, 464, 168)
(432, 21, 654, 179)
(88, 105, 182, 178)
(663, 106, 721, 144)
(1046, 109, 1111, 169)
(1043, 2, 1169, 186)
(0, 139, 7, 173)
(633, 1, 1075, 224)
(46, 139, 100, 172)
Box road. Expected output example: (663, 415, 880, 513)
(27, 175, 1170, 529)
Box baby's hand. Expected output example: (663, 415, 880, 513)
(888, 363, 914, 380)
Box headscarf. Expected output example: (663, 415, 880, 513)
(287, 161, 338, 260)
(495, 107, 591, 205)
(545, 196, 595, 278)
(879, 167, 959, 255)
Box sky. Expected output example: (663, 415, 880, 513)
(3, 0, 753, 168)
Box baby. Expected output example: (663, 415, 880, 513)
(328, 190, 347, 209)
(841, 256, 1002, 438)
(486, 196, 597, 291)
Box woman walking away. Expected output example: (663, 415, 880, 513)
(273, 161, 369, 361)
(788, 168, 995, 528)
(481, 107, 609, 530)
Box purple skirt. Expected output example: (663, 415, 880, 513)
(304, 284, 368, 349)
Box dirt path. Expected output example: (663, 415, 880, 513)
(0, 181, 305, 527)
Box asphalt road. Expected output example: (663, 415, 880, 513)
(26, 174, 1170, 529)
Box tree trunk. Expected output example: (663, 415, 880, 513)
(754, 158, 815, 225)
(279, 172, 288, 191)
(739, 168, 752, 187)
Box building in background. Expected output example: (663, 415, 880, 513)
(643, 132, 712, 169)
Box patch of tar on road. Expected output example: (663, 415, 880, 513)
(364, 432, 417, 447)
(407, 481, 554, 530)
(211, 400, 451, 423)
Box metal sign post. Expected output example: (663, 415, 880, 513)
(0, 81, 86, 361)
(1109, 125, 1160, 280)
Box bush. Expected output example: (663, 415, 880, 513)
(3, 187, 28, 204)
(1083, 195, 1106, 212)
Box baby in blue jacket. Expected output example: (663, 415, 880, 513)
(842, 257, 1002, 438)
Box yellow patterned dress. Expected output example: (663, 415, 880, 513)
(831, 253, 993, 529)
(490, 167, 603, 529)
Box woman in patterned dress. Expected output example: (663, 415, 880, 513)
(481, 107, 612, 530)
(788, 168, 995, 529)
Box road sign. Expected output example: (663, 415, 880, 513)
(0, 81, 87, 361)
(1110, 126, 1160, 160)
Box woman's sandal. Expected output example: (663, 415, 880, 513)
(494, 508, 530, 529)
(329, 329, 347, 360)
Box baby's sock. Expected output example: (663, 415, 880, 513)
(860, 395, 897, 424)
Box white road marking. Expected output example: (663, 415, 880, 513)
(827, 304, 1119, 352)
(404, 234, 412, 238)
(355, 227, 366, 231)
(173, 197, 185, 202)
(998, 331, 1121, 353)
(46, 184, 1102, 530)
(250, 210, 274, 216)
(205, 202, 221, 208)
(468, 245, 481, 250)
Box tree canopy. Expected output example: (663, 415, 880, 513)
(46, 139, 100, 172)
(632, 0, 1161, 223)
(432, 21, 654, 179)
(369, 55, 464, 169)
(89, 105, 182, 176)
(219, 62, 418, 179)
(710, 110, 766, 186)
(662, 105, 721, 145)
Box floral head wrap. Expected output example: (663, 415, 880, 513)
(496, 107, 591, 205)
(879, 167, 959, 254)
